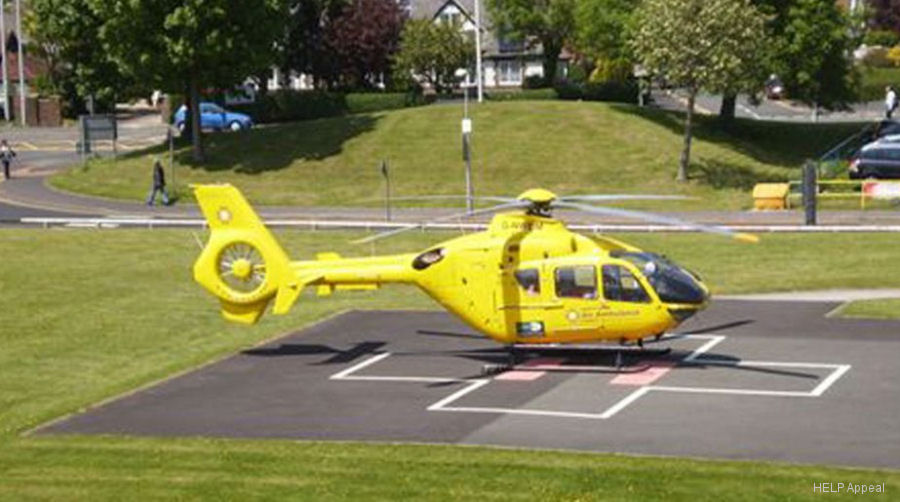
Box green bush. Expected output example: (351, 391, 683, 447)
(864, 29, 900, 48)
(487, 88, 558, 101)
(230, 90, 428, 124)
(522, 74, 546, 89)
(589, 58, 632, 84)
(346, 92, 423, 113)
(554, 80, 638, 104)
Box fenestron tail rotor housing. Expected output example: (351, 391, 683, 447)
(217, 242, 267, 295)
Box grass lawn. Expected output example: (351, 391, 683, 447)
(859, 66, 900, 102)
(838, 299, 900, 320)
(50, 101, 862, 210)
(1, 229, 899, 499)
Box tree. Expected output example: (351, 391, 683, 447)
(487, 0, 576, 86)
(325, 0, 404, 89)
(392, 19, 473, 94)
(281, 0, 348, 89)
(770, 0, 857, 113)
(97, 0, 286, 162)
(631, 0, 766, 182)
(28, 0, 133, 114)
(574, 0, 637, 62)
(870, 0, 900, 34)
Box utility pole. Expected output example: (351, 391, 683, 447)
(15, 0, 24, 126)
(474, 0, 483, 103)
(0, 1, 8, 121)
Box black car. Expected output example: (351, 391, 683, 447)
(849, 140, 900, 179)
(871, 120, 900, 141)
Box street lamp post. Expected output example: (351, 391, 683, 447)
(0, 1, 8, 121)
(457, 69, 474, 214)
(474, 0, 483, 103)
(14, 0, 23, 126)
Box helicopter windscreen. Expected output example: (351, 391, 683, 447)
(610, 251, 707, 304)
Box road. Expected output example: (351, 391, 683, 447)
(653, 89, 886, 123)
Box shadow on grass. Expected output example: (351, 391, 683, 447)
(117, 114, 381, 174)
(609, 103, 865, 168)
(690, 159, 789, 190)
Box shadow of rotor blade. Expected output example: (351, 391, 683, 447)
(416, 329, 485, 340)
(679, 319, 755, 335)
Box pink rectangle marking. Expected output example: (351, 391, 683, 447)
(610, 362, 675, 386)
(495, 370, 546, 381)
(494, 358, 565, 381)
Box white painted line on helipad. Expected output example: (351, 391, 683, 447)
(811, 364, 852, 396)
(598, 387, 652, 419)
(329, 352, 391, 380)
(327, 334, 852, 421)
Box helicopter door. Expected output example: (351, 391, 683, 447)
(549, 265, 604, 337)
(599, 264, 656, 336)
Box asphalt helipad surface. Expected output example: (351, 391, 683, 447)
(40, 300, 900, 468)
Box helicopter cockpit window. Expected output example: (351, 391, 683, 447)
(555, 266, 597, 299)
(602, 265, 650, 303)
(514, 269, 541, 295)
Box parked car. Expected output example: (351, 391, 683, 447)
(849, 141, 900, 179)
(871, 119, 900, 141)
(173, 102, 252, 133)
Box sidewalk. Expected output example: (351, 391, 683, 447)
(4, 171, 900, 226)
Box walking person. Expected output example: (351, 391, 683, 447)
(886, 85, 898, 119)
(146, 156, 170, 206)
(0, 139, 15, 180)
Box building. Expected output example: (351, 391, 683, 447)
(268, 0, 569, 91)
(409, 0, 568, 88)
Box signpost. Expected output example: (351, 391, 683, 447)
(78, 114, 118, 164)
(381, 159, 391, 221)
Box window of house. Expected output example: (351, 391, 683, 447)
(602, 265, 651, 303)
(498, 60, 522, 85)
(514, 269, 541, 295)
(439, 11, 462, 26)
(555, 266, 596, 299)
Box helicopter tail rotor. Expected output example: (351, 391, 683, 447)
(193, 184, 310, 324)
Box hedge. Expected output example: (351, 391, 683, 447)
(228, 90, 427, 124)
(554, 80, 639, 104)
(486, 88, 558, 101)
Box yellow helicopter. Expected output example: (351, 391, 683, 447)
(193, 184, 756, 370)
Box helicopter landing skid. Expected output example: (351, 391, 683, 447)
(481, 345, 672, 376)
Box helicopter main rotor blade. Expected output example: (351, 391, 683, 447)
(554, 201, 759, 243)
(358, 195, 515, 204)
(560, 194, 696, 202)
(352, 200, 530, 244)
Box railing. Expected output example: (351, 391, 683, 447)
(787, 179, 900, 209)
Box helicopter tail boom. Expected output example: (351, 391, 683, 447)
(192, 184, 310, 324)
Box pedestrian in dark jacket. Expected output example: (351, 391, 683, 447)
(0, 139, 16, 180)
(146, 157, 170, 206)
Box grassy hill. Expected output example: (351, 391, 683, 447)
(51, 101, 861, 210)
(2, 229, 899, 499)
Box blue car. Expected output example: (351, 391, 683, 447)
(174, 102, 253, 133)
